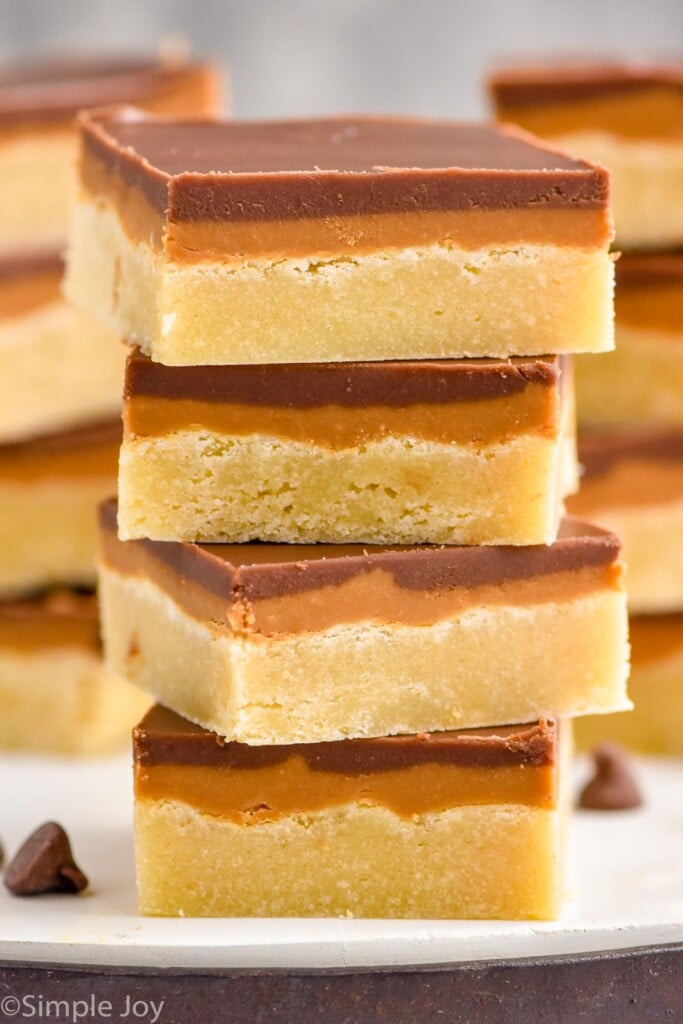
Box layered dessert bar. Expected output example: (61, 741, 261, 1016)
(0, 589, 148, 754)
(489, 61, 683, 248)
(99, 500, 629, 743)
(65, 112, 614, 365)
(569, 429, 683, 613)
(119, 351, 577, 545)
(577, 613, 683, 755)
(0, 53, 220, 253)
(0, 421, 119, 596)
(576, 253, 683, 427)
(134, 706, 570, 918)
(0, 251, 125, 442)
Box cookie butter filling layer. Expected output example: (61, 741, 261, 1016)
(99, 501, 622, 637)
(489, 63, 683, 139)
(80, 113, 612, 261)
(135, 706, 558, 819)
(124, 351, 564, 447)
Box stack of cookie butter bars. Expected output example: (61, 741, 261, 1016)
(490, 61, 683, 754)
(0, 55, 219, 753)
(66, 111, 629, 918)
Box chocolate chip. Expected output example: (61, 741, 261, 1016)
(4, 822, 89, 896)
(579, 742, 643, 811)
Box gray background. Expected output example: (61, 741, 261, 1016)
(0, 0, 682, 118)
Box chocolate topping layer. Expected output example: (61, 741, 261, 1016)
(100, 500, 620, 607)
(125, 349, 560, 408)
(490, 61, 683, 107)
(135, 705, 557, 771)
(579, 429, 683, 477)
(0, 56, 210, 126)
(82, 112, 610, 223)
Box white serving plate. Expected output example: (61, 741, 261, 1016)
(0, 752, 681, 970)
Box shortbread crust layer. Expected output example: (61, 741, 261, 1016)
(99, 502, 629, 743)
(0, 421, 119, 596)
(119, 353, 577, 545)
(134, 708, 569, 918)
(66, 114, 614, 363)
(0, 589, 148, 754)
(0, 251, 125, 442)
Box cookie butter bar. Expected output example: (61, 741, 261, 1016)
(569, 429, 683, 613)
(99, 501, 629, 743)
(0, 54, 220, 253)
(489, 61, 683, 248)
(576, 254, 683, 428)
(0, 590, 148, 754)
(577, 613, 683, 756)
(134, 707, 570, 919)
(119, 351, 577, 545)
(66, 112, 614, 365)
(0, 251, 125, 442)
(0, 421, 119, 596)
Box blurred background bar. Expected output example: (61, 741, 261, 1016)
(1, 0, 682, 118)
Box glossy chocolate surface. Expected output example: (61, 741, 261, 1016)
(100, 501, 620, 605)
(125, 349, 560, 408)
(82, 112, 610, 222)
(135, 705, 557, 771)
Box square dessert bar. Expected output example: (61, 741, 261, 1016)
(0, 589, 148, 754)
(0, 251, 125, 443)
(577, 612, 683, 756)
(134, 706, 570, 919)
(119, 351, 577, 546)
(489, 61, 683, 248)
(576, 253, 683, 428)
(568, 429, 683, 613)
(0, 420, 119, 596)
(0, 54, 220, 252)
(99, 500, 629, 744)
(66, 112, 614, 365)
